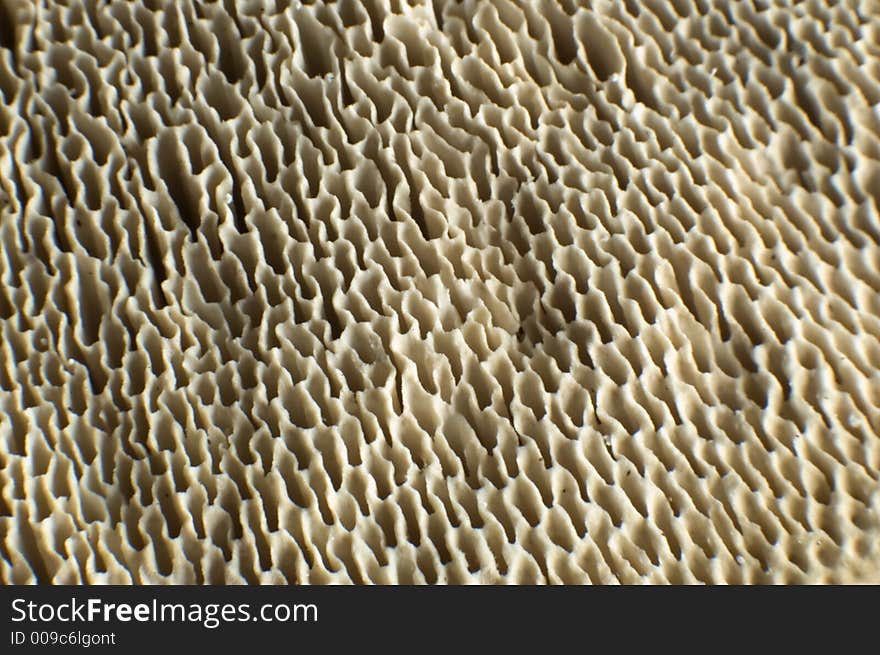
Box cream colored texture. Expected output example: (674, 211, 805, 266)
(0, 0, 879, 584)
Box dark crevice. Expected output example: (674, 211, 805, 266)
(323, 294, 343, 340)
(0, 1, 16, 59)
(432, 0, 444, 31)
(157, 134, 201, 240)
(408, 182, 430, 240)
(143, 218, 169, 308)
(18, 517, 51, 584)
(364, 0, 384, 42)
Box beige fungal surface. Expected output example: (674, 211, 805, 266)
(1, 0, 880, 584)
